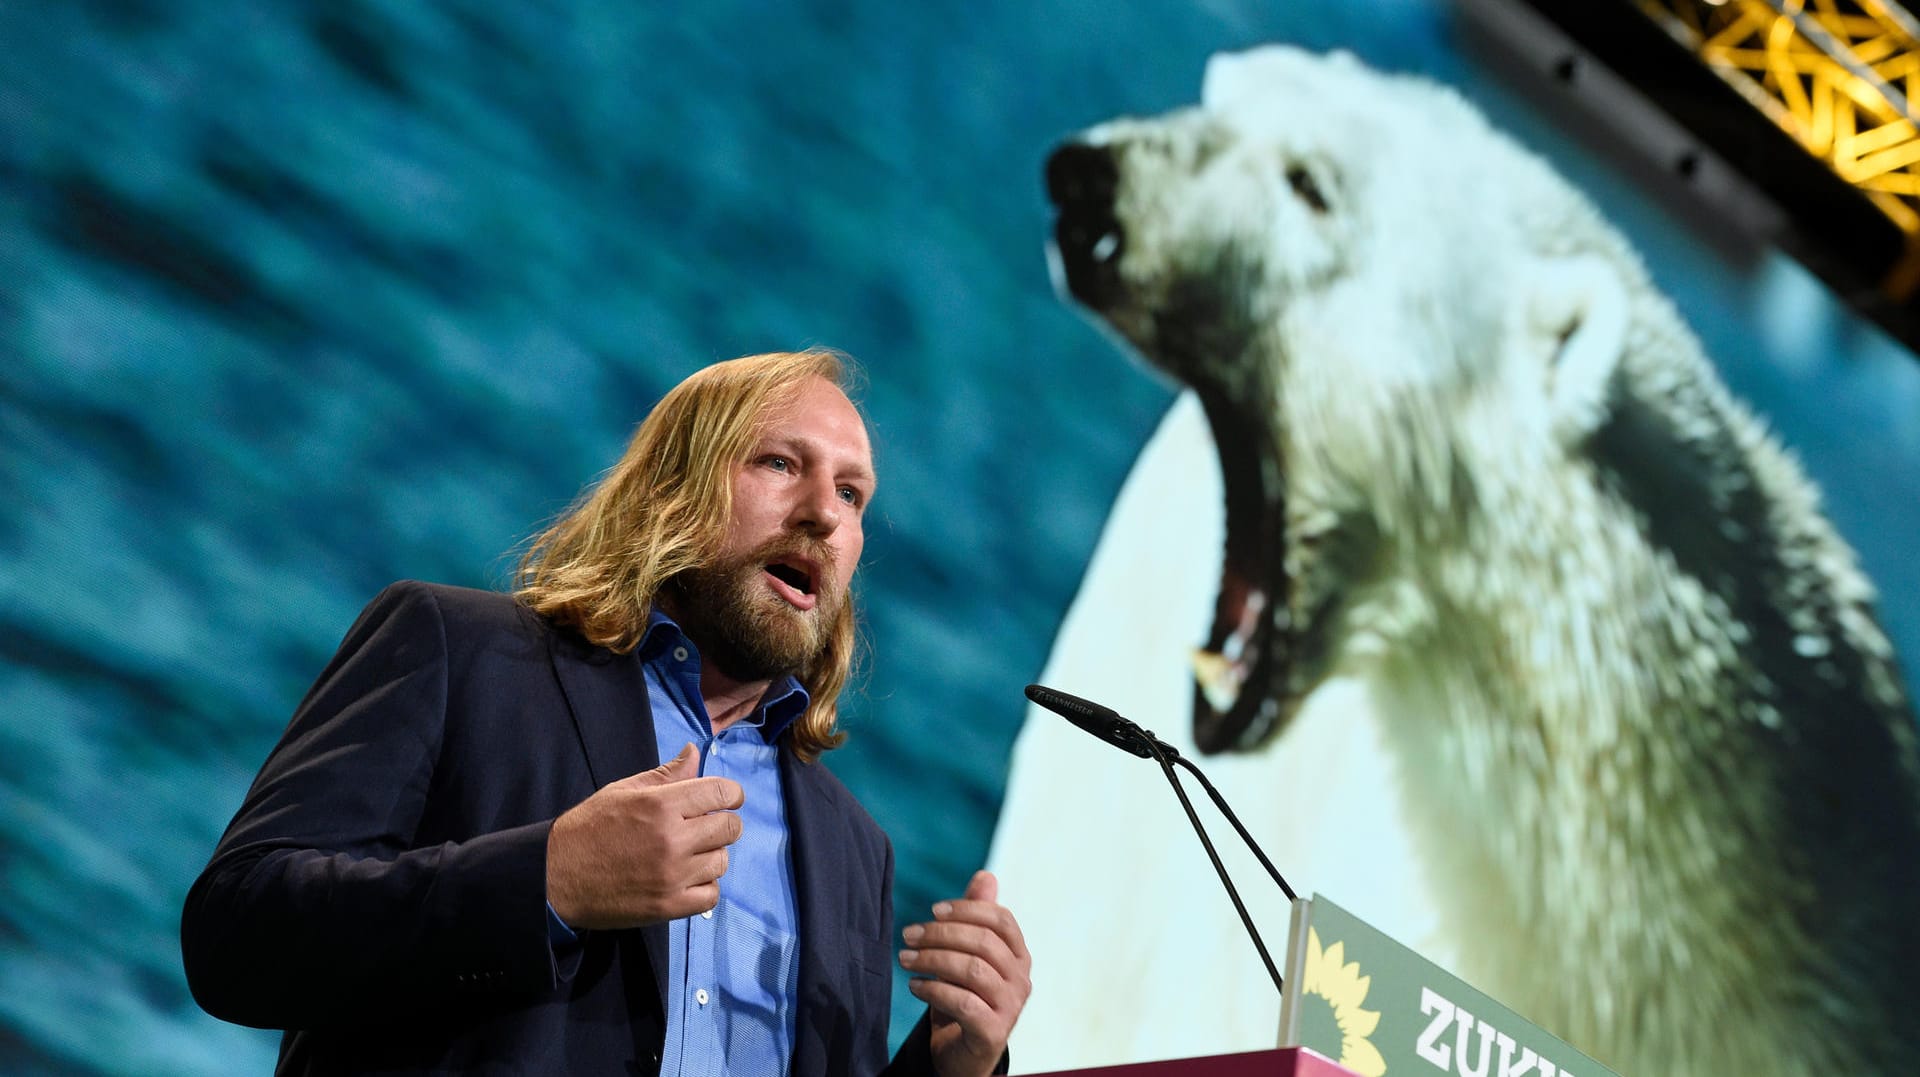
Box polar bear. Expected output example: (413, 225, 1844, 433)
(990, 47, 1920, 1076)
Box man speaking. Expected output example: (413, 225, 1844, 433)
(181, 350, 1031, 1075)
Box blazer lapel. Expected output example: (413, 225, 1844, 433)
(783, 748, 850, 1077)
(546, 629, 660, 786)
(545, 629, 671, 1014)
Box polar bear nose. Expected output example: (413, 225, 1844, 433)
(1046, 141, 1117, 209)
(1046, 141, 1126, 307)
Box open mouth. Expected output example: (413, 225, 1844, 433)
(1190, 386, 1292, 754)
(762, 558, 819, 611)
(1043, 135, 1299, 752)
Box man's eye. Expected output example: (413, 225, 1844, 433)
(838, 486, 859, 506)
(763, 456, 791, 472)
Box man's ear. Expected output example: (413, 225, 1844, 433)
(1520, 253, 1630, 445)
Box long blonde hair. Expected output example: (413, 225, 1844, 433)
(515, 349, 859, 761)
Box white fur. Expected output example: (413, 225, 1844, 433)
(994, 46, 1920, 1076)
(989, 395, 1447, 1071)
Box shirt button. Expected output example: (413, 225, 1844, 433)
(695, 988, 710, 1006)
(672, 646, 689, 662)
(701, 908, 714, 919)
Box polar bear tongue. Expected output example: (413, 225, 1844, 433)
(1190, 388, 1289, 753)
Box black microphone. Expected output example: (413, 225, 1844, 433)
(1025, 682, 1298, 994)
(1024, 683, 1299, 901)
(1023, 683, 1161, 758)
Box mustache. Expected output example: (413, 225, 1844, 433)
(740, 535, 841, 596)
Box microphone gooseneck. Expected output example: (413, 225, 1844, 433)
(1024, 682, 1293, 993)
(1171, 756, 1299, 902)
(1141, 733, 1285, 994)
(1024, 684, 1299, 900)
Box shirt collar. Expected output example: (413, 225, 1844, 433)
(639, 606, 811, 744)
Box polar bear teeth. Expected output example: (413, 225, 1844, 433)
(1192, 649, 1246, 714)
(1186, 382, 1288, 751)
(1197, 577, 1266, 713)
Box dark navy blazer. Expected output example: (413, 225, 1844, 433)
(182, 581, 938, 1076)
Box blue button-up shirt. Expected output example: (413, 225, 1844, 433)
(638, 611, 806, 1077)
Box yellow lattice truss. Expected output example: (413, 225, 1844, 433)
(1640, 0, 1920, 292)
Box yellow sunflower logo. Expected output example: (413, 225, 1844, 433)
(1300, 927, 1388, 1076)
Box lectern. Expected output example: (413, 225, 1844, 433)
(1026, 896, 1619, 1077)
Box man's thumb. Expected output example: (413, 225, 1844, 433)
(635, 742, 700, 785)
(964, 869, 998, 903)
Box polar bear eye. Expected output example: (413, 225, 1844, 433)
(1286, 164, 1330, 214)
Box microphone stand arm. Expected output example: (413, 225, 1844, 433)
(1172, 755, 1299, 902)
(1145, 740, 1286, 994)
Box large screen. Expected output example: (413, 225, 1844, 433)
(4, 3, 1918, 1075)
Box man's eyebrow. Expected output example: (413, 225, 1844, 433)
(756, 434, 877, 485)
(753, 434, 809, 458)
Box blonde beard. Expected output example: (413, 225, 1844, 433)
(669, 546, 842, 682)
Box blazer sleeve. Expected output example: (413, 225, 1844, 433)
(180, 582, 565, 1029)
(883, 1013, 1012, 1077)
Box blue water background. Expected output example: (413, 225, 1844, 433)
(2, 2, 1916, 1073)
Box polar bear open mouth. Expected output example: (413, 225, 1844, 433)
(1046, 137, 1304, 754)
(1188, 385, 1295, 754)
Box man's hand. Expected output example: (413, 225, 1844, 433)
(545, 743, 744, 930)
(900, 870, 1033, 1077)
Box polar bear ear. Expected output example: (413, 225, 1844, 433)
(1202, 50, 1258, 109)
(1523, 253, 1631, 444)
(1203, 46, 1306, 109)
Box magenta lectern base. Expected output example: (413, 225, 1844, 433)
(1025, 1046, 1361, 1077)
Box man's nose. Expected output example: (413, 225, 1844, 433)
(789, 475, 842, 534)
